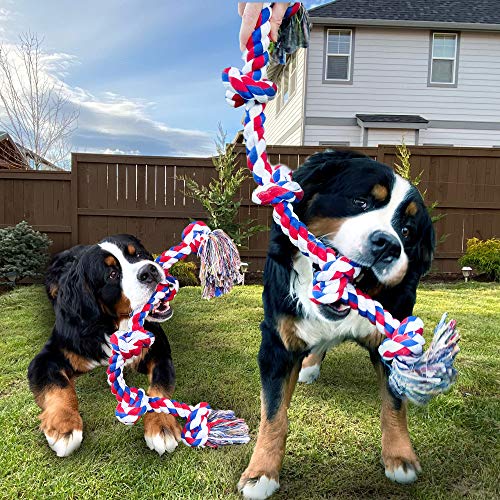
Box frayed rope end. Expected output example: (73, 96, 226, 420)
(198, 229, 243, 299)
(389, 313, 460, 405)
(206, 410, 251, 447)
(180, 404, 250, 448)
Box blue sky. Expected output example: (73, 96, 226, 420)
(0, 1, 327, 156)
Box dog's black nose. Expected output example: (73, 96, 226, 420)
(369, 231, 401, 263)
(137, 264, 161, 284)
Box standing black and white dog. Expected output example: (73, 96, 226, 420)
(28, 235, 181, 457)
(239, 151, 435, 499)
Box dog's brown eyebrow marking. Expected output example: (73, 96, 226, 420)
(104, 255, 117, 266)
(127, 244, 136, 255)
(371, 184, 388, 201)
(406, 201, 418, 216)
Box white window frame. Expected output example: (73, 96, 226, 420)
(324, 28, 352, 82)
(430, 32, 458, 85)
(276, 53, 298, 115)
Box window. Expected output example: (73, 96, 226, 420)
(430, 33, 458, 85)
(276, 53, 298, 114)
(325, 29, 352, 81)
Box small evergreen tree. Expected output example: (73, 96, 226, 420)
(182, 124, 266, 247)
(0, 221, 51, 283)
(394, 140, 444, 226)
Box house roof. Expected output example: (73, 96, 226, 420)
(0, 131, 63, 170)
(0, 131, 28, 169)
(309, 0, 500, 30)
(356, 114, 429, 130)
(356, 114, 429, 124)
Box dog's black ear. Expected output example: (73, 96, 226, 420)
(293, 150, 368, 191)
(55, 249, 101, 338)
(416, 213, 436, 277)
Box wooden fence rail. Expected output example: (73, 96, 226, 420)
(1, 145, 499, 274)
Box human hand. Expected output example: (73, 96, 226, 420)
(238, 2, 290, 51)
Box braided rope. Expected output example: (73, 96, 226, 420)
(223, 3, 459, 404)
(107, 221, 249, 447)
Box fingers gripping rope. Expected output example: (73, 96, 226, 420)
(223, 2, 459, 405)
(107, 221, 249, 447)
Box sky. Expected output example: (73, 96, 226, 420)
(0, 0, 328, 158)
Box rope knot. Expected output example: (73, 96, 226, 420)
(116, 387, 149, 425)
(379, 316, 425, 362)
(182, 221, 211, 245)
(252, 164, 304, 205)
(112, 329, 153, 360)
(182, 402, 212, 447)
(222, 67, 277, 108)
(310, 256, 361, 305)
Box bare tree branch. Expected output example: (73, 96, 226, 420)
(0, 32, 79, 169)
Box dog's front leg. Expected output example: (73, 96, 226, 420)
(360, 333, 421, 484)
(298, 350, 326, 384)
(28, 346, 84, 457)
(239, 323, 302, 499)
(136, 324, 181, 456)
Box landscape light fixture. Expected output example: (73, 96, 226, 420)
(5, 271, 18, 286)
(461, 266, 472, 282)
(240, 262, 249, 285)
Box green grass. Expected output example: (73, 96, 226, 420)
(0, 283, 499, 499)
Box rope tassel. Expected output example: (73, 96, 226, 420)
(198, 229, 243, 298)
(223, 2, 460, 404)
(107, 221, 250, 447)
(388, 314, 460, 405)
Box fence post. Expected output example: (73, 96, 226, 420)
(70, 153, 79, 246)
(377, 145, 385, 164)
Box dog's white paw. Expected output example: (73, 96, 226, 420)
(145, 431, 179, 456)
(298, 364, 321, 384)
(385, 464, 419, 484)
(239, 476, 280, 499)
(45, 429, 83, 457)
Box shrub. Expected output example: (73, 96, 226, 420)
(394, 140, 447, 249)
(0, 221, 51, 283)
(460, 238, 500, 281)
(169, 261, 199, 287)
(181, 124, 267, 247)
(152, 257, 199, 287)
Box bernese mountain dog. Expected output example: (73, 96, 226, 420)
(28, 235, 181, 457)
(239, 150, 435, 499)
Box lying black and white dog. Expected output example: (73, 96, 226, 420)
(28, 235, 180, 457)
(239, 150, 435, 499)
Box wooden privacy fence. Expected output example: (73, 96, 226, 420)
(0, 145, 499, 274)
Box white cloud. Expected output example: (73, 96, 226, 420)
(0, 38, 214, 161)
(102, 148, 140, 155)
(0, 7, 10, 21)
(67, 87, 213, 156)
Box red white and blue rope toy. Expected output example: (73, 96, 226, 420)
(222, 2, 460, 405)
(107, 221, 250, 448)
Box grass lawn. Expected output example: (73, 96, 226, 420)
(0, 283, 499, 499)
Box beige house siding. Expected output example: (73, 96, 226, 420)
(264, 48, 307, 145)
